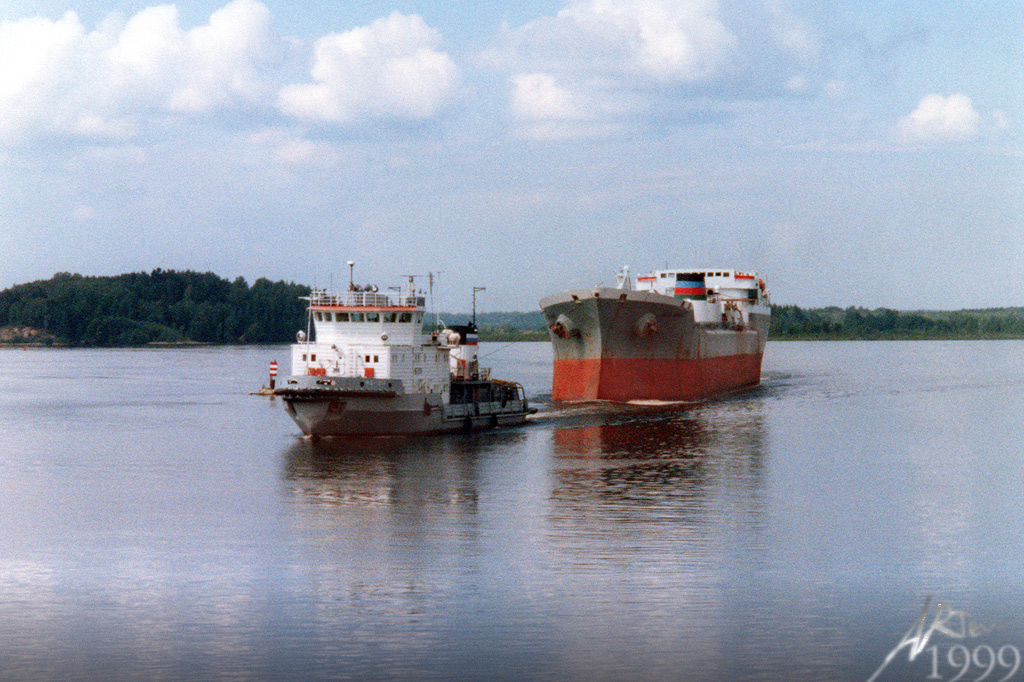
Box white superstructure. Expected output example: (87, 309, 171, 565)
(275, 272, 533, 437)
(291, 281, 450, 397)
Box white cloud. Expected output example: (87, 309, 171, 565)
(897, 93, 980, 144)
(492, 0, 825, 137)
(992, 110, 1011, 132)
(570, 0, 736, 82)
(764, 0, 820, 62)
(784, 74, 807, 93)
(504, 0, 737, 85)
(168, 0, 278, 112)
(0, 4, 463, 146)
(73, 204, 96, 220)
(0, 0, 278, 146)
(511, 73, 579, 120)
(277, 12, 460, 124)
(249, 127, 335, 165)
(823, 79, 846, 98)
(508, 72, 622, 140)
(0, 11, 108, 144)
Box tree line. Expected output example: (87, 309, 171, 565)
(0, 270, 309, 346)
(445, 306, 1024, 341)
(2, 271, 1022, 346)
(770, 304, 1024, 340)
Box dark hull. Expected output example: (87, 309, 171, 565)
(276, 376, 533, 437)
(540, 288, 770, 401)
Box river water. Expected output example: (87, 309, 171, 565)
(1, 341, 1023, 682)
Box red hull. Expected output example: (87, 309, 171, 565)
(552, 353, 763, 402)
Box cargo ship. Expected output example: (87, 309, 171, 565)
(274, 271, 534, 437)
(539, 266, 770, 401)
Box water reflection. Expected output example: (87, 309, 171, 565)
(546, 400, 768, 522)
(282, 429, 529, 511)
(276, 428, 570, 682)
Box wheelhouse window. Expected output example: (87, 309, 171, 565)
(335, 312, 349, 322)
(383, 312, 397, 323)
(350, 312, 365, 322)
(366, 312, 380, 322)
(399, 312, 413, 323)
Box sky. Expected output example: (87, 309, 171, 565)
(0, 0, 1020, 313)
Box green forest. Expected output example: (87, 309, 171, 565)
(1, 271, 1022, 346)
(769, 304, 1024, 340)
(0, 271, 309, 346)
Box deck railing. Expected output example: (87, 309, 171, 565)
(308, 290, 425, 308)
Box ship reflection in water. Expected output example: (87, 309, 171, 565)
(548, 401, 768, 530)
(278, 398, 784, 682)
(281, 398, 768, 528)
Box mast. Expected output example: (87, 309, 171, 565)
(472, 286, 486, 326)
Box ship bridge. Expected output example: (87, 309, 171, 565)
(635, 269, 767, 304)
(306, 289, 427, 347)
(291, 278, 448, 394)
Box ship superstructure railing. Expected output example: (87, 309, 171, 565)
(308, 290, 426, 308)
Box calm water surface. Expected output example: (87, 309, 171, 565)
(1, 341, 1023, 681)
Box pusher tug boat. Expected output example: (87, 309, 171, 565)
(540, 266, 771, 402)
(274, 271, 534, 437)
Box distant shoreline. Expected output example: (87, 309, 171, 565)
(5, 333, 1024, 348)
(3, 271, 1022, 347)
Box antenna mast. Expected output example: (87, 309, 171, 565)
(472, 286, 486, 325)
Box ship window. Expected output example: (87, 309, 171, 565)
(373, 355, 378, 363)
(301, 354, 307, 361)
(399, 312, 412, 323)
(311, 354, 317, 361)
(365, 355, 370, 363)
(661, 273, 669, 278)
(350, 313, 364, 322)
(415, 314, 423, 324)
(324, 312, 333, 321)
(315, 312, 323, 321)
(366, 312, 380, 322)
(383, 312, 397, 323)
(335, 312, 349, 322)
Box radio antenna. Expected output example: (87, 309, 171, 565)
(472, 286, 486, 326)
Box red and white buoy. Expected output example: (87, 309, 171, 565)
(269, 360, 278, 390)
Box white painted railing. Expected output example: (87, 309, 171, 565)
(308, 290, 425, 308)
